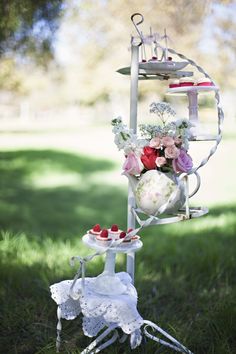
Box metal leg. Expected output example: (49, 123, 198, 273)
(56, 307, 62, 353)
(143, 320, 194, 354)
(80, 325, 118, 354)
(126, 251, 135, 283)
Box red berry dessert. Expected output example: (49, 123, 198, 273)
(88, 224, 101, 241)
(96, 228, 112, 246)
(148, 56, 158, 62)
(169, 79, 180, 89)
(108, 224, 122, 240)
(119, 231, 126, 239)
(197, 78, 214, 87)
(179, 77, 195, 87)
(119, 231, 131, 244)
(127, 228, 140, 242)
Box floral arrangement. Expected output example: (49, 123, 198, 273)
(112, 102, 193, 176)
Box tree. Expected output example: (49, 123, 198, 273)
(0, 0, 64, 63)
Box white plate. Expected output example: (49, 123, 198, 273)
(82, 234, 143, 254)
(139, 61, 189, 71)
(167, 85, 219, 95)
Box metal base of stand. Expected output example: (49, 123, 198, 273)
(52, 274, 194, 354)
(77, 320, 193, 354)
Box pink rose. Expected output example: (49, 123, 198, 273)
(123, 152, 144, 175)
(155, 156, 167, 167)
(161, 136, 175, 147)
(150, 136, 161, 149)
(172, 149, 193, 173)
(164, 145, 180, 159)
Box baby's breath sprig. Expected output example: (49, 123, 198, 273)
(150, 102, 176, 126)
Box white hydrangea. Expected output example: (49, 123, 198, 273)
(112, 117, 147, 154)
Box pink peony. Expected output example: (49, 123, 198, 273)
(172, 149, 193, 173)
(161, 136, 175, 147)
(164, 145, 180, 159)
(150, 136, 161, 149)
(123, 152, 144, 175)
(155, 156, 167, 167)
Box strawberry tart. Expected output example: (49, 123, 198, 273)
(95, 229, 112, 246)
(169, 79, 180, 88)
(118, 229, 140, 246)
(108, 224, 122, 240)
(179, 77, 195, 87)
(127, 228, 140, 242)
(197, 78, 214, 87)
(119, 231, 131, 244)
(88, 224, 101, 241)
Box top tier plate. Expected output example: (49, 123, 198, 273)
(117, 61, 193, 80)
(139, 61, 189, 71)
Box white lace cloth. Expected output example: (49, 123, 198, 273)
(50, 272, 144, 349)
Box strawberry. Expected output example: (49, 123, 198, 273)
(100, 229, 108, 238)
(111, 224, 119, 232)
(127, 228, 133, 233)
(119, 231, 126, 239)
(93, 224, 101, 232)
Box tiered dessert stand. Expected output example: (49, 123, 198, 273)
(50, 13, 224, 354)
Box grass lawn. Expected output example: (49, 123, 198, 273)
(0, 147, 236, 354)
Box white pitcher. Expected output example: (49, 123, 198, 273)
(124, 169, 200, 215)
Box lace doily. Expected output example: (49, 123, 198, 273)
(50, 272, 143, 349)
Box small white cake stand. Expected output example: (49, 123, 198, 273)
(82, 234, 143, 295)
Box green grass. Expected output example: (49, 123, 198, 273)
(0, 149, 236, 354)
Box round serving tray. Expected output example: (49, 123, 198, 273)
(167, 85, 219, 95)
(82, 233, 143, 254)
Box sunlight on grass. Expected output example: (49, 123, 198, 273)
(0, 231, 88, 273)
(168, 213, 236, 237)
(31, 170, 83, 188)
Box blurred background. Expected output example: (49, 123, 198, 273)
(0, 1, 236, 353)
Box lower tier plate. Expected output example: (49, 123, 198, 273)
(82, 233, 143, 254)
(132, 206, 209, 227)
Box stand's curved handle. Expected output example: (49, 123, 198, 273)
(131, 13, 144, 39)
(188, 171, 201, 198)
(179, 171, 201, 198)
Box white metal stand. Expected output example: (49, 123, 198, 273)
(50, 14, 224, 354)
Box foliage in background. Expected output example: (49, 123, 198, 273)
(1, 0, 236, 106)
(56, 0, 236, 105)
(0, 0, 64, 63)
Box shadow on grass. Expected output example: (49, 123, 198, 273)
(0, 149, 127, 238)
(0, 149, 236, 353)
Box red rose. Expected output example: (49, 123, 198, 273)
(141, 146, 159, 170)
(142, 146, 156, 156)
